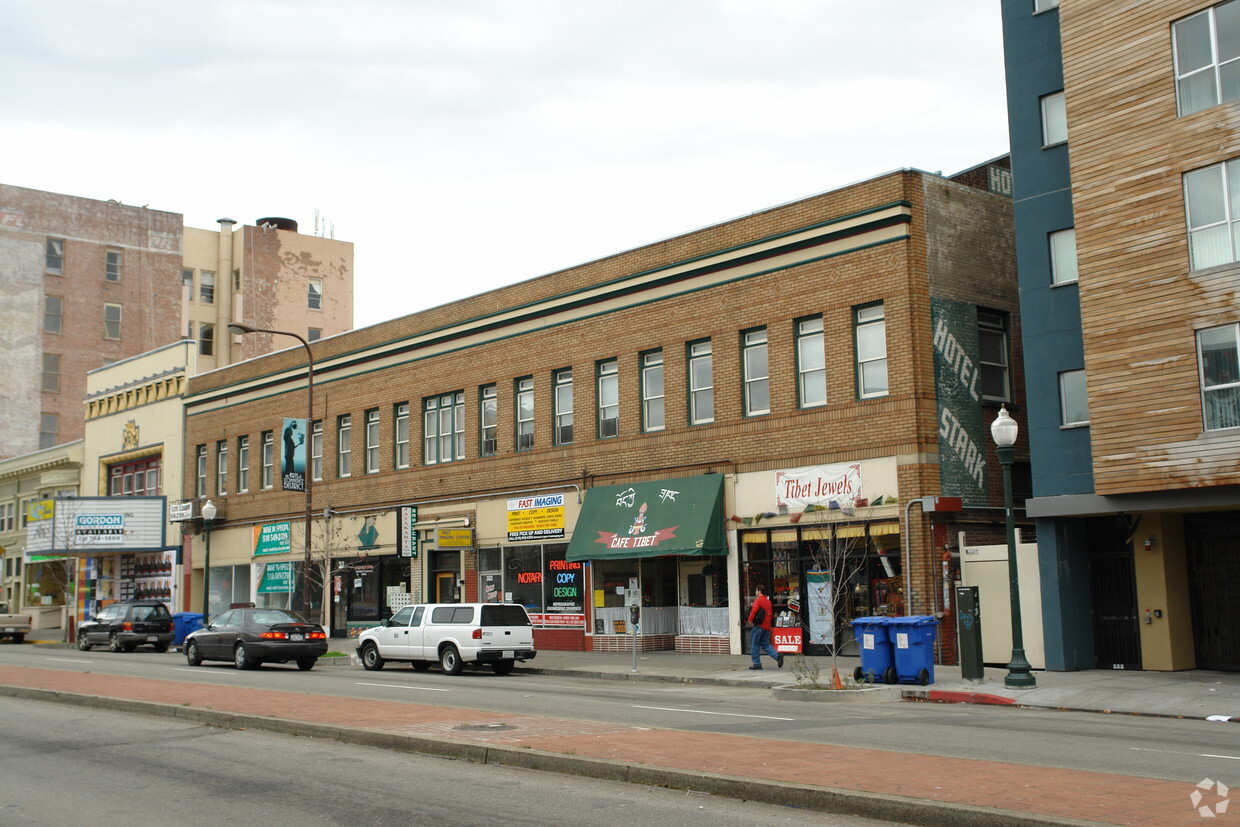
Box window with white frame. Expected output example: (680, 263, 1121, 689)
(554, 368, 573, 445)
(977, 309, 1011, 402)
(44, 295, 63, 333)
(237, 435, 249, 493)
(308, 278, 322, 310)
(108, 457, 161, 496)
(598, 360, 619, 438)
(195, 444, 207, 497)
(311, 420, 322, 481)
(394, 403, 410, 468)
(855, 304, 889, 398)
(337, 415, 351, 477)
(104, 303, 122, 340)
(641, 350, 665, 431)
(742, 328, 769, 416)
(216, 440, 228, 495)
(42, 353, 60, 392)
(1198, 323, 1240, 429)
(688, 340, 714, 424)
(39, 413, 58, 449)
(1034, 0, 1059, 11)
(480, 385, 498, 456)
(19, 498, 35, 529)
(1041, 91, 1067, 146)
(1184, 159, 1240, 269)
(105, 248, 122, 282)
(262, 430, 274, 488)
(365, 409, 380, 473)
(516, 378, 534, 451)
(796, 316, 827, 408)
(46, 238, 64, 275)
(200, 270, 215, 304)
(424, 392, 465, 463)
(0, 503, 14, 533)
(1049, 228, 1079, 284)
(1059, 370, 1090, 427)
(182, 268, 194, 294)
(1174, 1, 1240, 117)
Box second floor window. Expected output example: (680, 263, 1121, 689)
(855, 303, 888, 398)
(480, 385, 498, 456)
(598, 360, 619, 438)
(977, 309, 1010, 402)
(105, 248, 123, 282)
(516, 377, 534, 450)
(688, 340, 714, 425)
(337, 415, 352, 477)
(365, 409, 380, 473)
(110, 457, 160, 496)
(742, 329, 769, 416)
(1041, 91, 1067, 146)
(262, 431, 274, 488)
(1059, 369, 1090, 427)
(1185, 158, 1240, 269)
(237, 435, 250, 493)
(1049, 228, 1079, 284)
(200, 270, 215, 304)
(394, 403, 410, 468)
(104, 303, 122, 340)
(216, 440, 228, 495)
(424, 392, 465, 464)
(311, 420, 323, 481)
(642, 350, 664, 431)
(1199, 323, 1240, 430)
(1174, 1, 1240, 117)
(195, 445, 207, 497)
(797, 316, 826, 408)
(554, 368, 573, 445)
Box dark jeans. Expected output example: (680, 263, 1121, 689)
(750, 625, 779, 666)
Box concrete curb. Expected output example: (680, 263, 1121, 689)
(771, 684, 904, 702)
(0, 682, 1106, 827)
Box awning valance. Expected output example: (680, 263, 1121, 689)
(566, 474, 725, 561)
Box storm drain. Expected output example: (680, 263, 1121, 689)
(455, 723, 516, 732)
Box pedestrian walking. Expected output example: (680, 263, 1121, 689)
(747, 586, 783, 670)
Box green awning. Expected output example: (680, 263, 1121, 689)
(567, 474, 725, 561)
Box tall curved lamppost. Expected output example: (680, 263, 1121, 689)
(990, 405, 1036, 689)
(228, 322, 315, 621)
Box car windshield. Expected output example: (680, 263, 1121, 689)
(131, 605, 170, 620)
(481, 605, 531, 627)
(251, 609, 308, 626)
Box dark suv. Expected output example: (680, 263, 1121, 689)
(77, 600, 174, 653)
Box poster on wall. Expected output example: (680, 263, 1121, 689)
(24, 496, 167, 555)
(775, 463, 863, 509)
(805, 569, 834, 647)
(253, 522, 292, 556)
(506, 494, 565, 542)
(281, 418, 308, 492)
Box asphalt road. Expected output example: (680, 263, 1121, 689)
(0, 697, 891, 826)
(2, 645, 1237, 786)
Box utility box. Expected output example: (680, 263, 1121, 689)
(956, 586, 984, 682)
(960, 535, 1044, 669)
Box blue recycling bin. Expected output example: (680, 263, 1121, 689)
(850, 616, 896, 684)
(172, 612, 204, 647)
(887, 615, 939, 685)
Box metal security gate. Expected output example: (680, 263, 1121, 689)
(1185, 513, 1240, 672)
(1088, 520, 1141, 671)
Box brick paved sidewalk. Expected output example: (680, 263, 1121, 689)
(0, 665, 1203, 826)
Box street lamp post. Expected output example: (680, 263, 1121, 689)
(200, 499, 217, 623)
(990, 405, 1036, 689)
(228, 322, 315, 622)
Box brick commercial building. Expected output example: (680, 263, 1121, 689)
(1003, 0, 1240, 672)
(181, 163, 1021, 659)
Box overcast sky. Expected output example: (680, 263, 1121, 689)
(1, 1, 1009, 329)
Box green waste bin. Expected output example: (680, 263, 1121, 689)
(887, 615, 938, 685)
(850, 617, 897, 684)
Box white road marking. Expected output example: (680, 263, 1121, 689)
(633, 705, 794, 721)
(356, 682, 450, 692)
(44, 657, 88, 664)
(1129, 747, 1240, 760)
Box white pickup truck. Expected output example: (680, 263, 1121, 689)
(0, 602, 32, 643)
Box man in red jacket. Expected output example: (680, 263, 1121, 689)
(747, 586, 783, 670)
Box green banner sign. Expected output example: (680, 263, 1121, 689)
(253, 522, 292, 556)
(258, 561, 294, 594)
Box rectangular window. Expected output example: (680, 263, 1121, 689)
(394, 403, 410, 468)
(42, 353, 60, 392)
(0, 503, 14, 533)
(1184, 159, 1240, 269)
(199, 270, 215, 304)
(1059, 370, 1090, 427)
(480, 385, 498, 456)
(516, 377, 535, 451)
(597, 359, 619, 438)
(261, 431, 274, 488)
(311, 420, 323, 481)
(308, 278, 322, 310)
(337, 415, 352, 477)
(688, 340, 714, 424)
(1034, 0, 1059, 10)
(742, 328, 769, 416)
(424, 392, 465, 463)
(796, 316, 827, 408)
(105, 248, 123, 282)
(554, 368, 574, 445)
(1049, 228, 1079, 284)
(1174, 1, 1240, 117)
(1041, 91, 1067, 146)
(641, 350, 664, 431)
(44, 295, 63, 333)
(46, 238, 64, 275)
(182, 268, 194, 293)
(186, 321, 194, 340)
(365, 409, 380, 474)
(199, 322, 215, 356)
(307, 327, 322, 342)
(39, 413, 58, 449)
(195, 444, 207, 497)
(855, 304, 889, 398)
(237, 435, 250, 493)
(977, 309, 1010, 402)
(104, 303, 122, 340)
(216, 440, 228, 496)
(1199, 323, 1240, 429)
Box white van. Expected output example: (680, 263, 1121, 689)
(356, 603, 536, 675)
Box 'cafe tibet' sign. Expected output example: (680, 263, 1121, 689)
(775, 462, 862, 509)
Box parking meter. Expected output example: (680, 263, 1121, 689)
(629, 605, 640, 627)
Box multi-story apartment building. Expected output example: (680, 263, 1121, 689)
(1003, 0, 1240, 672)
(0, 184, 355, 459)
(181, 163, 1021, 656)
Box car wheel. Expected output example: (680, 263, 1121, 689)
(122, 642, 137, 653)
(360, 642, 385, 671)
(439, 645, 463, 676)
(185, 641, 202, 666)
(411, 661, 431, 672)
(77, 634, 92, 652)
(108, 634, 123, 653)
(491, 660, 515, 676)
(12, 633, 23, 644)
(234, 642, 256, 670)
(296, 658, 317, 671)
(153, 643, 169, 653)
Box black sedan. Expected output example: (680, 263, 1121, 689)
(184, 607, 328, 670)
